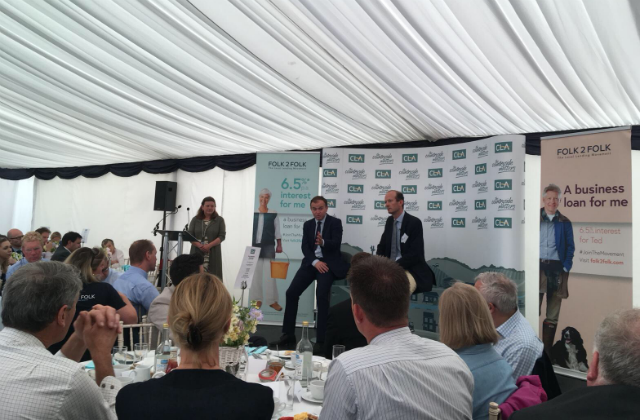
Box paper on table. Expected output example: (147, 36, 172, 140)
(246, 358, 267, 375)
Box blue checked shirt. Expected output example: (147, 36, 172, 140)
(494, 311, 543, 379)
(320, 327, 473, 420)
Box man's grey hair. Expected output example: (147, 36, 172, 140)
(543, 184, 561, 199)
(259, 188, 272, 198)
(1, 262, 82, 333)
(474, 272, 518, 314)
(594, 308, 640, 387)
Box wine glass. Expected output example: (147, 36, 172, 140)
(332, 345, 345, 359)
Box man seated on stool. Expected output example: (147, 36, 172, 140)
(512, 308, 640, 420)
(270, 196, 349, 355)
(376, 190, 435, 294)
(320, 256, 473, 419)
(475, 272, 543, 379)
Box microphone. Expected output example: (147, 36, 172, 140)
(151, 206, 182, 235)
(184, 207, 191, 231)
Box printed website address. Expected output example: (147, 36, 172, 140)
(581, 250, 625, 257)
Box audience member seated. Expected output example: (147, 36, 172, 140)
(440, 282, 517, 420)
(0, 261, 121, 419)
(324, 251, 370, 359)
(48, 248, 137, 359)
(99, 264, 123, 286)
(51, 231, 83, 262)
(6, 231, 49, 279)
(6, 228, 23, 259)
(148, 253, 204, 339)
(475, 272, 543, 379)
(512, 308, 640, 420)
(113, 239, 159, 319)
(50, 231, 61, 247)
(0, 235, 10, 294)
(35, 226, 56, 254)
(320, 256, 473, 420)
(116, 272, 274, 420)
(101, 238, 124, 269)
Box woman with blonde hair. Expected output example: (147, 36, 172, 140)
(440, 282, 517, 420)
(116, 272, 273, 419)
(47, 247, 137, 358)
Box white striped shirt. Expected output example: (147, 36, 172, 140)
(0, 328, 120, 419)
(494, 311, 543, 379)
(320, 327, 474, 420)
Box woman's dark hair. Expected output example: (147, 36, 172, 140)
(195, 196, 218, 220)
(0, 235, 10, 274)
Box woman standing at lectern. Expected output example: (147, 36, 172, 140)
(188, 196, 226, 279)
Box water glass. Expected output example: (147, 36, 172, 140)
(332, 345, 345, 359)
(134, 343, 149, 362)
(112, 346, 129, 365)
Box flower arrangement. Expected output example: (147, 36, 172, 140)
(221, 299, 263, 347)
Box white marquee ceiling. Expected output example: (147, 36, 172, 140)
(0, 0, 639, 169)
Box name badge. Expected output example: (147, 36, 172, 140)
(401, 233, 409, 243)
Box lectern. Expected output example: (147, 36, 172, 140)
(154, 230, 198, 289)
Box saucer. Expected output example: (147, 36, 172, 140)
(301, 391, 323, 404)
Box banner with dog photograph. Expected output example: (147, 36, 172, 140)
(249, 152, 320, 325)
(321, 135, 526, 340)
(540, 127, 633, 373)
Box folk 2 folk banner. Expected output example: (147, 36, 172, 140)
(540, 128, 632, 373)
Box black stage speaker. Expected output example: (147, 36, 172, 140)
(154, 181, 177, 211)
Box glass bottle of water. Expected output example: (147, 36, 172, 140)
(154, 323, 172, 374)
(294, 321, 313, 386)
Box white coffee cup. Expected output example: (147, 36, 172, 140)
(117, 376, 134, 386)
(133, 363, 152, 382)
(113, 365, 133, 377)
(309, 380, 325, 400)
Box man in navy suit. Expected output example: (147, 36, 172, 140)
(377, 190, 434, 294)
(270, 196, 349, 353)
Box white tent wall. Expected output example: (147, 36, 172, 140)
(0, 177, 34, 236)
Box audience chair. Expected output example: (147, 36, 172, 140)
(531, 350, 562, 400)
(118, 315, 160, 350)
(489, 402, 501, 420)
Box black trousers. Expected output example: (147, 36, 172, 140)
(282, 262, 335, 342)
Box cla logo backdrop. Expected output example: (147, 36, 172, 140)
(322, 136, 526, 339)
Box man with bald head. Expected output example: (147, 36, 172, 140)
(7, 229, 23, 258)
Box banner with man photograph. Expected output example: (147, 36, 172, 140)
(322, 135, 526, 339)
(540, 128, 632, 373)
(249, 152, 320, 325)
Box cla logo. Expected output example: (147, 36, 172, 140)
(375, 170, 391, 179)
(250, 249, 256, 254)
(323, 168, 337, 177)
(475, 163, 487, 175)
(495, 141, 512, 153)
(428, 168, 443, 178)
(348, 184, 364, 193)
(452, 218, 466, 228)
(494, 179, 513, 190)
(453, 149, 466, 160)
(402, 185, 417, 194)
(348, 154, 365, 163)
(494, 217, 512, 228)
(475, 200, 487, 210)
(452, 183, 466, 193)
(374, 201, 386, 210)
(402, 154, 418, 163)
(428, 201, 442, 211)
(346, 215, 363, 224)
(327, 199, 336, 208)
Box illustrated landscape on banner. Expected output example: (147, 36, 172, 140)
(322, 136, 526, 339)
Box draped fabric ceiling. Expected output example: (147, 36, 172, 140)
(1, 0, 639, 171)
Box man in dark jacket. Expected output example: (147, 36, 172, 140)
(539, 184, 575, 356)
(377, 190, 434, 294)
(50, 231, 82, 262)
(512, 309, 640, 420)
(270, 196, 349, 353)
